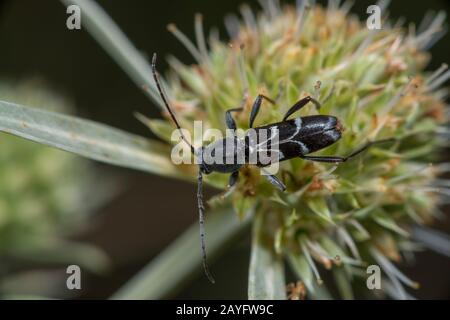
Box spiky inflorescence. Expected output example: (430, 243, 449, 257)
(145, 2, 449, 299)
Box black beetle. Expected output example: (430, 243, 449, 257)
(151, 53, 393, 283)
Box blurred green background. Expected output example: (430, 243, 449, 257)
(0, 0, 449, 299)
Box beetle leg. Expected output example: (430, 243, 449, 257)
(264, 174, 286, 192)
(228, 171, 239, 188)
(299, 155, 347, 163)
(249, 94, 276, 128)
(300, 138, 396, 163)
(283, 96, 321, 121)
(224, 90, 249, 130)
(225, 108, 243, 130)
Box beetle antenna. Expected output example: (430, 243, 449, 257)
(151, 53, 195, 154)
(197, 170, 215, 283)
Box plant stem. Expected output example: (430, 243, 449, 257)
(111, 208, 252, 299)
(248, 211, 286, 300)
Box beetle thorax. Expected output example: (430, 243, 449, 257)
(199, 136, 245, 173)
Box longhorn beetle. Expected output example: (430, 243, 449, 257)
(151, 53, 394, 283)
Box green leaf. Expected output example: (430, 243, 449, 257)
(112, 207, 252, 299)
(248, 211, 286, 300)
(0, 100, 184, 179)
(9, 240, 110, 274)
(60, 0, 162, 107)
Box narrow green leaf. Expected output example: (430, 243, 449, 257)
(10, 240, 110, 274)
(60, 0, 162, 106)
(248, 211, 286, 300)
(0, 100, 183, 178)
(112, 207, 252, 299)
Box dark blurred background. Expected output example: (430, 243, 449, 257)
(0, 0, 449, 299)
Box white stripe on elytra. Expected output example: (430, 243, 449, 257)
(325, 130, 340, 141)
(290, 140, 310, 154)
(326, 117, 335, 129)
(280, 117, 302, 144)
(256, 126, 279, 148)
(254, 118, 306, 157)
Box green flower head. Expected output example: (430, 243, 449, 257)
(143, 1, 449, 299)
